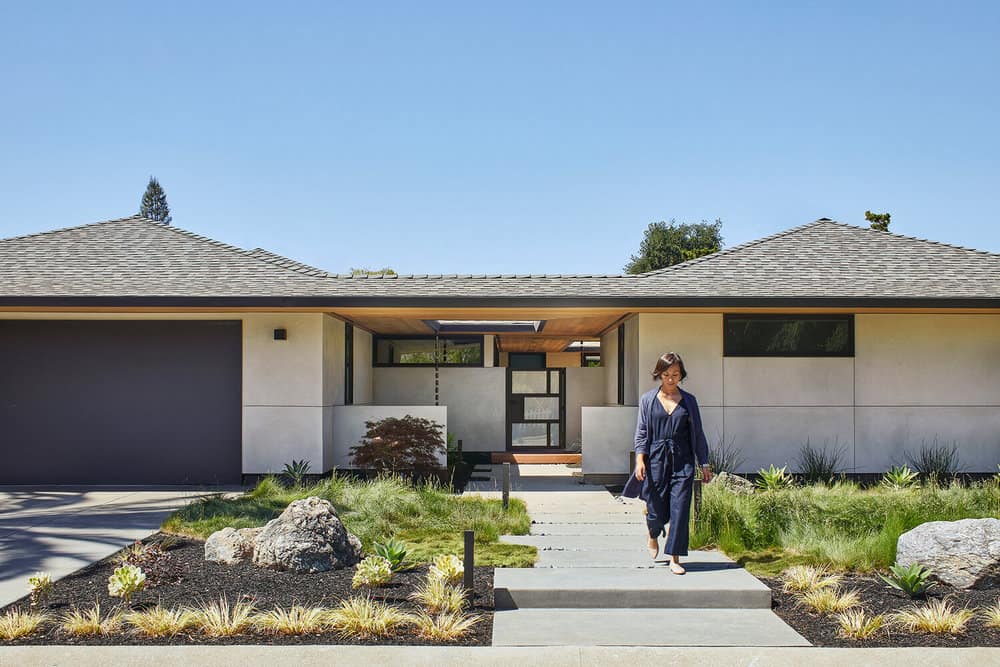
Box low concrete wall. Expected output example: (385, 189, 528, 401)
(581, 406, 638, 477)
(566, 367, 606, 448)
(331, 405, 448, 469)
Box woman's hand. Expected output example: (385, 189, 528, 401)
(701, 465, 713, 483)
(634, 454, 647, 481)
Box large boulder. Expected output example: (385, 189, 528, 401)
(252, 496, 363, 573)
(896, 518, 1000, 589)
(205, 527, 262, 565)
(711, 472, 755, 496)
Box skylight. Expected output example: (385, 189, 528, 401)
(424, 320, 545, 333)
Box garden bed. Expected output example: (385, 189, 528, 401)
(0, 534, 493, 646)
(764, 574, 1000, 647)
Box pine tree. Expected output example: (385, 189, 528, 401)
(139, 176, 172, 224)
(865, 210, 891, 232)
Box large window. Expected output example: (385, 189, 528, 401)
(724, 315, 854, 357)
(373, 335, 484, 367)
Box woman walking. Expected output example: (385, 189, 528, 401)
(622, 352, 712, 574)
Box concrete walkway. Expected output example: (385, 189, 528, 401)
(3, 646, 1000, 667)
(466, 464, 809, 647)
(0, 488, 207, 607)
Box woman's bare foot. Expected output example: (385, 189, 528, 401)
(669, 558, 686, 575)
(647, 537, 659, 559)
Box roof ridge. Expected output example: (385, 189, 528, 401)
(244, 247, 333, 277)
(148, 221, 334, 280)
(0, 214, 147, 244)
(635, 218, 830, 277)
(327, 272, 626, 280)
(820, 219, 1000, 258)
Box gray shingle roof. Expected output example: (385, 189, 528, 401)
(1, 216, 997, 304)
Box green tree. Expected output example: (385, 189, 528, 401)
(624, 219, 723, 274)
(139, 176, 172, 224)
(865, 210, 891, 232)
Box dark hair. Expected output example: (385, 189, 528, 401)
(651, 352, 687, 381)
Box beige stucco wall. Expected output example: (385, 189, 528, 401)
(583, 312, 1000, 475)
(372, 366, 506, 451)
(623, 315, 639, 406)
(582, 406, 638, 476)
(565, 367, 606, 448)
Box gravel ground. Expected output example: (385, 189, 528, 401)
(1, 534, 493, 646)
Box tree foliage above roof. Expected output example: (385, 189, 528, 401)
(624, 219, 723, 274)
(139, 176, 172, 225)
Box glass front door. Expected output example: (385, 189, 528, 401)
(506, 368, 565, 449)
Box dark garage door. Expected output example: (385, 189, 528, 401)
(0, 320, 242, 485)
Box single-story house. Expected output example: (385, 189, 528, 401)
(1, 215, 998, 485)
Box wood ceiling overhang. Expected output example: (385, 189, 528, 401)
(331, 307, 628, 353)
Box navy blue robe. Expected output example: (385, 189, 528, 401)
(621, 387, 710, 557)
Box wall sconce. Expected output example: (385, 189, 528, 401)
(273, 328, 287, 341)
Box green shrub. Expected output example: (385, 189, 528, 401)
(756, 465, 793, 492)
(879, 562, 935, 598)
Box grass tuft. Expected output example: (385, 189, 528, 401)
(0, 609, 50, 640)
(781, 565, 842, 594)
(409, 576, 468, 614)
(61, 604, 122, 636)
(408, 610, 482, 641)
(835, 608, 887, 640)
(125, 606, 197, 637)
(326, 595, 409, 639)
(796, 588, 862, 614)
(892, 599, 974, 635)
(252, 605, 329, 635)
(982, 600, 1000, 629)
(192, 596, 256, 637)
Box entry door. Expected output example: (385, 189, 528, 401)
(506, 367, 565, 449)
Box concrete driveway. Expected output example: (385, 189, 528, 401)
(0, 488, 210, 607)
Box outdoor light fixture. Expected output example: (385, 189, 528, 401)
(273, 328, 287, 340)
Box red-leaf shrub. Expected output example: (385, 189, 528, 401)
(350, 415, 446, 476)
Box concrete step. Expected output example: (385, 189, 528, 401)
(491, 608, 810, 647)
(534, 550, 728, 568)
(530, 512, 644, 524)
(494, 566, 771, 609)
(501, 536, 737, 557)
(527, 523, 647, 536)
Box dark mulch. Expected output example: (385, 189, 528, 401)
(1, 533, 493, 646)
(764, 574, 1000, 647)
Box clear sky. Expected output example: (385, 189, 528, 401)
(1, 2, 998, 275)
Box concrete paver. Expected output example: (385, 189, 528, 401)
(492, 608, 810, 646)
(0, 488, 208, 607)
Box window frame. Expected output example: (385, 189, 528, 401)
(371, 334, 485, 368)
(722, 314, 855, 358)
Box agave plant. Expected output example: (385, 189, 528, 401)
(755, 464, 793, 492)
(282, 459, 312, 487)
(373, 537, 410, 572)
(881, 465, 919, 490)
(879, 562, 935, 598)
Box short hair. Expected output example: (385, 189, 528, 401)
(651, 352, 688, 381)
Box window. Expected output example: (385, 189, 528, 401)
(582, 352, 601, 367)
(373, 335, 484, 367)
(724, 315, 854, 357)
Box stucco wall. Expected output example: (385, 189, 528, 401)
(601, 327, 619, 405)
(565, 367, 606, 447)
(623, 315, 639, 406)
(331, 405, 447, 468)
(582, 406, 638, 476)
(583, 312, 1000, 475)
(372, 367, 506, 451)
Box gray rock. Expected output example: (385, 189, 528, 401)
(711, 472, 755, 496)
(204, 527, 261, 565)
(252, 496, 363, 573)
(896, 518, 1000, 589)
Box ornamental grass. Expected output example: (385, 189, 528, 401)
(891, 599, 974, 635)
(0, 609, 50, 641)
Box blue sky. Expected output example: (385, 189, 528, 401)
(1, 2, 998, 275)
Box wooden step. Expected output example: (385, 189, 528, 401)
(491, 452, 582, 464)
